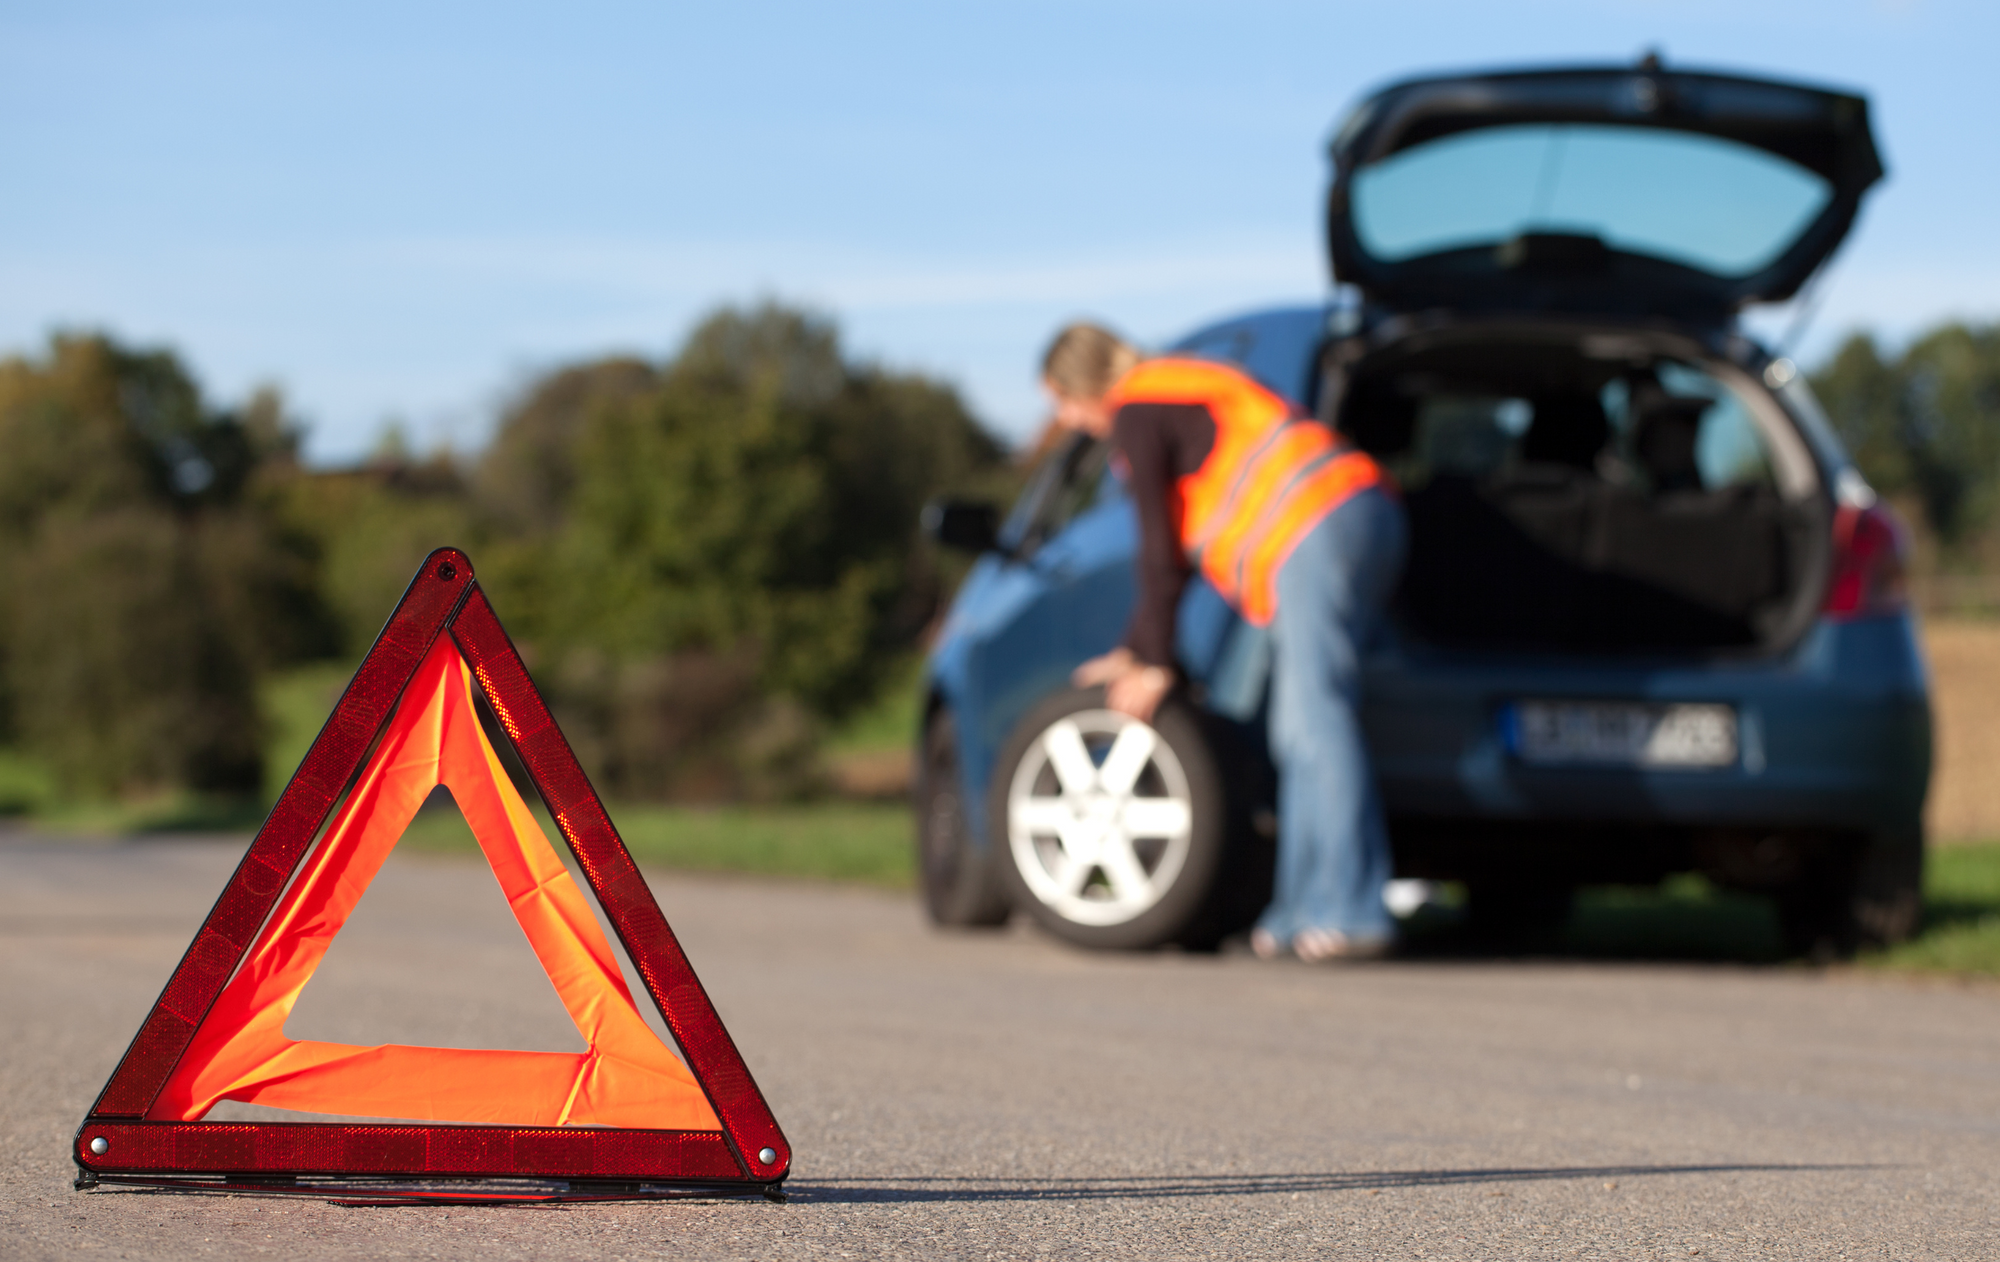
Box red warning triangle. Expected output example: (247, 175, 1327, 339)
(74, 549, 789, 1199)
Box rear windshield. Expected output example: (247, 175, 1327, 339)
(1350, 123, 1832, 278)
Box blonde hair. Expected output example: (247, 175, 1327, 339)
(1041, 322, 1141, 401)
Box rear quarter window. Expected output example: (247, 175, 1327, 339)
(1614, 363, 1774, 491)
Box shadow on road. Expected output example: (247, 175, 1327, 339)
(787, 1163, 1870, 1204)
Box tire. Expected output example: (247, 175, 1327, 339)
(1777, 826, 1923, 960)
(990, 686, 1230, 950)
(1853, 824, 1925, 946)
(916, 708, 1010, 927)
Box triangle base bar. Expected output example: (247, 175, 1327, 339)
(75, 1176, 787, 1206)
(75, 1121, 739, 1183)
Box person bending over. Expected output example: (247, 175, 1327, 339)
(1041, 322, 1407, 961)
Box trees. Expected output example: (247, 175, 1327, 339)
(1811, 322, 2000, 550)
(477, 302, 1007, 799)
(0, 335, 331, 797)
(0, 303, 1006, 806)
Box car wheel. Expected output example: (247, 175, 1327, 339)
(990, 687, 1228, 949)
(916, 708, 1010, 927)
(1852, 824, 1924, 946)
(1777, 826, 1923, 959)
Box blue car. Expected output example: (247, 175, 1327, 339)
(916, 59, 1929, 956)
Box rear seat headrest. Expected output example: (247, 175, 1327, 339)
(1520, 394, 1610, 470)
(1632, 393, 1710, 493)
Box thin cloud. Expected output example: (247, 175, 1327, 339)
(352, 235, 1322, 311)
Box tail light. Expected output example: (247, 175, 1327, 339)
(1824, 501, 1909, 619)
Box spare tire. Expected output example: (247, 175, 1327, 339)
(990, 686, 1229, 949)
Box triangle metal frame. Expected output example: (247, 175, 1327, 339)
(73, 549, 790, 1199)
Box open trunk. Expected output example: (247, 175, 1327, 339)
(1336, 326, 1829, 656)
(1311, 59, 1877, 655)
(1325, 61, 1883, 322)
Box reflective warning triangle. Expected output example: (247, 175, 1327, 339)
(74, 549, 789, 1198)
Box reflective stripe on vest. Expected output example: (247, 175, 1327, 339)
(1105, 357, 1383, 626)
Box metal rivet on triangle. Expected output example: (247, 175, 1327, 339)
(758, 1147, 777, 1165)
(89, 1137, 108, 1155)
(437, 561, 457, 581)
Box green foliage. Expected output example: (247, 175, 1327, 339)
(823, 653, 926, 755)
(1810, 322, 2000, 547)
(0, 747, 54, 815)
(508, 304, 1001, 710)
(474, 301, 1005, 800)
(253, 301, 1004, 806)
(0, 335, 332, 798)
(475, 357, 659, 537)
(260, 659, 360, 804)
(276, 457, 475, 656)
(0, 302, 1004, 811)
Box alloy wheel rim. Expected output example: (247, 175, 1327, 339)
(1006, 710, 1194, 927)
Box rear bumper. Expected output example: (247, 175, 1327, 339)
(1364, 614, 1932, 835)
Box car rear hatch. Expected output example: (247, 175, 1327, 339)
(1326, 59, 1883, 320)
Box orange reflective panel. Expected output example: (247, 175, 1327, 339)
(1231, 451, 1385, 625)
(149, 635, 721, 1132)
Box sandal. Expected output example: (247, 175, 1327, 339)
(1293, 927, 1393, 963)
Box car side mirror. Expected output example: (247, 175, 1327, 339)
(922, 498, 1002, 553)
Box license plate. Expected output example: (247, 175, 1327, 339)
(1508, 701, 1738, 768)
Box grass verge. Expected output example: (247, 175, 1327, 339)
(396, 796, 915, 888)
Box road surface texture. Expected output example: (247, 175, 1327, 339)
(3, 831, 1998, 1260)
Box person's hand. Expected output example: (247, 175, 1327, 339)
(1073, 649, 1173, 723)
(1106, 663, 1173, 723)
(1071, 647, 1135, 687)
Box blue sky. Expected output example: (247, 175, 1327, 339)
(3, 0, 1995, 460)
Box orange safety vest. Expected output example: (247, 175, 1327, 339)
(1104, 358, 1384, 626)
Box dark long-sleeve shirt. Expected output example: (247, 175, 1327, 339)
(1111, 401, 1216, 668)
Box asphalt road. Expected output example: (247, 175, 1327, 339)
(4, 832, 1999, 1260)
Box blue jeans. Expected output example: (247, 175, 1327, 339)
(1254, 486, 1407, 944)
